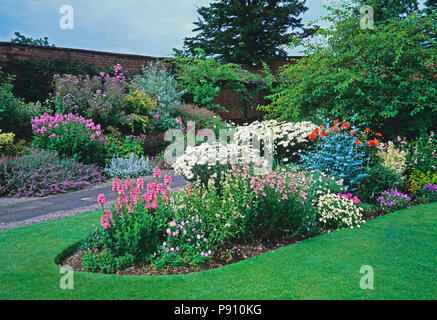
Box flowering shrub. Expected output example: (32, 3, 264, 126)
(406, 132, 437, 173)
(156, 214, 213, 267)
(301, 122, 368, 191)
(303, 169, 344, 203)
(377, 140, 408, 175)
(31, 113, 107, 165)
(408, 169, 437, 192)
(52, 66, 129, 130)
(418, 184, 437, 202)
(176, 104, 220, 129)
(233, 120, 318, 163)
(94, 173, 173, 263)
(316, 193, 364, 229)
(376, 188, 412, 213)
(230, 165, 318, 240)
(338, 193, 362, 204)
(173, 142, 268, 183)
(0, 149, 105, 197)
(105, 153, 153, 178)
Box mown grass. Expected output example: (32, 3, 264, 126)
(0, 202, 436, 299)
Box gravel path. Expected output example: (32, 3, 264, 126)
(0, 172, 186, 232)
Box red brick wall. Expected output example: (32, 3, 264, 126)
(0, 41, 302, 120)
(0, 41, 168, 74)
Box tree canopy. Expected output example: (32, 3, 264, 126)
(179, 0, 313, 66)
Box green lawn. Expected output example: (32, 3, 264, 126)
(1, 202, 436, 299)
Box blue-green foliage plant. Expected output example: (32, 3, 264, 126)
(105, 153, 153, 178)
(132, 61, 183, 123)
(300, 128, 368, 192)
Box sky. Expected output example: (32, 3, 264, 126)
(0, 0, 426, 57)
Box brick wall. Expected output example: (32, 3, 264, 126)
(0, 41, 302, 120)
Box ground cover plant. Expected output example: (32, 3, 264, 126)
(0, 149, 105, 197)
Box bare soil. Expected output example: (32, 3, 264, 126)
(61, 238, 302, 276)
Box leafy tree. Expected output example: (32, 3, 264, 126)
(261, 5, 436, 139)
(423, 0, 436, 15)
(179, 0, 313, 66)
(353, 0, 418, 22)
(11, 32, 55, 47)
(171, 49, 274, 117)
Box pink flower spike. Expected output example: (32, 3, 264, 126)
(97, 193, 106, 205)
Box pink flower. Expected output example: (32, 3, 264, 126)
(154, 113, 160, 119)
(97, 193, 106, 205)
(153, 167, 162, 178)
(164, 174, 172, 185)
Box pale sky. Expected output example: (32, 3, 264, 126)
(0, 0, 426, 57)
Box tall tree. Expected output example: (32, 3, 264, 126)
(423, 0, 436, 15)
(179, 0, 312, 66)
(354, 0, 419, 22)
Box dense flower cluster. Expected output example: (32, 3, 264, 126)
(100, 64, 126, 82)
(31, 112, 107, 165)
(376, 188, 411, 213)
(337, 193, 362, 204)
(316, 193, 364, 229)
(161, 214, 213, 264)
(377, 140, 408, 175)
(31, 113, 105, 141)
(173, 142, 268, 180)
(106, 168, 172, 218)
(233, 120, 317, 158)
(308, 119, 382, 147)
(422, 184, 437, 194)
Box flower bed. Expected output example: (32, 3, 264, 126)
(61, 119, 436, 275)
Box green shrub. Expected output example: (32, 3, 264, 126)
(262, 7, 436, 140)
(100, 207, 167, 261)
(359, 164, 405, 203)
(172, 49, 273, 115)
(82, 251, 135, 274)
(408, 169, 437, 192)
(132, 61, 183, 129)
(105, 134, 144, 159)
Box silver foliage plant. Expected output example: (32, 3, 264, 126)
(105, 153, 153, 178)
(132, 60, 183, 118)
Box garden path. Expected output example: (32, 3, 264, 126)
(0, 172, 186, 232)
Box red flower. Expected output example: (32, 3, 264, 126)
(355, 139, 363, 145)
(341, 123, 350, 130)
(364, 128, 370, 133)
(321, 131, 327, 137)
(368, 139, 379, 147)
(376, 132, 382, 137)
(351, 131, 357, 135)
(309, 132, 317, 141)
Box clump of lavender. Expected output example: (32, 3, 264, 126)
(419, 184, 437, 202)
(0, 149, 106, 197)
(377, 188, 411, 213)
